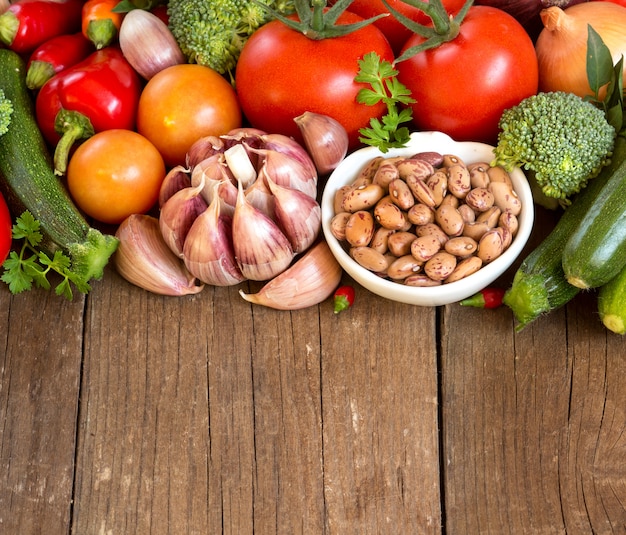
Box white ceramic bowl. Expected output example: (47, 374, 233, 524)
(321, 131, 534, 306)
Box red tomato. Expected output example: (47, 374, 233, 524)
(137, 64, 242, 168)
(396, 5, 539, 145)
(67, 129, 166, 224)
(0, 191, 12, 264)
(343, 0, 467, 54)
(235, 11, 395, 151)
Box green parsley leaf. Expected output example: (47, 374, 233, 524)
(355, 52, 416, 152)
(0, 211, 89, 300)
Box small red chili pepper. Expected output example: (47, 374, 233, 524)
(35, 46, 142, 175)
(459, 287, 506, 309)
(333, 285, 355, 314)
(81, 0, 124, 49)
(26, 32, 94, 90)
(0, 0, 84, 54)
(0, 190, 12, 265)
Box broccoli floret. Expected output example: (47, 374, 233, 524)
(167, 0, 294, 78)
(0, 89, 13, 137)
(492, 91, 616, 204)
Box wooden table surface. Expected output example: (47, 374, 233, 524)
(1, 207, 626, 535)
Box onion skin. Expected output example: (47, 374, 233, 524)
(475, 0, 590, 40)
(535, 2, 626, 98)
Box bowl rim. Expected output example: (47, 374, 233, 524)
(320, 131, 535, 306)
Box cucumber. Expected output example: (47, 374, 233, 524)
(503, 134, 626, 331)
(0, 48, 118, 289)
(597, 264, 626, 335)
(561, 134, 626, 289)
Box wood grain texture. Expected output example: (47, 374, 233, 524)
(0, 288, 84, 534)
(2, 232, 626, 534)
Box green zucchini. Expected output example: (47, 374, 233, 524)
(503, 134, 626, 331)
(0, 48, 118, 290)
(597, 263, 626, 335)
(561, 134, 626, 289)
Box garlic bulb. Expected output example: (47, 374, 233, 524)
(294, 111, 349, 175)
(239, 241, 342, 310)
(232, 180, 294, 281)
(114, 214, 204, 296)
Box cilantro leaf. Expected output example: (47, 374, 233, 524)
(355, 52, 416, 152)
(0, 211, 90, 299)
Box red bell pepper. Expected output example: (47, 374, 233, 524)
(26, 32, 94, 90)
(35, 46, 142, 175)
(0, 0, 84, 54)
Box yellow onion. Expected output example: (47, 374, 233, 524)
(535, 2, 626, 99)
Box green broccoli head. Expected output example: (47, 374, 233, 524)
(0, 89, 13, 137)
(492, 91, 616, 203)
(167, 0, 294, 78)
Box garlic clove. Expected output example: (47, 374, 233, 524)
(159, 179, 208, 257)
(248, 147, 318, 199)
(259, 132, 318, 181)
(119, 9, 186, 80)
(265, 170, 321, 254)
(294, 111, 349, 175)
(114, 214, 204, 296)
(232, 179, 294, 281)
(186, 135, 225, 168)
(223, 143, 257, 189)
(182, 185, 246, 286)
(159, 165, 191, 207)
(190, 153, 237, 207)
(239, 240, 342, 310)
(244, 168, 275, 219)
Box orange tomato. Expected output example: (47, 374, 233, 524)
(67, 129, 166, 225)
(136, 64, 242, 168)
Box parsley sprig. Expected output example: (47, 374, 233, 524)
(1, 211, 90, 300)
(355, 52, 416, 152)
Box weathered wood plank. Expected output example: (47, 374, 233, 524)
(320, 282, 441, 534)
(73, 270, 216, 534)
(441, 289, 626, 534)
(0, 286, 84, 534)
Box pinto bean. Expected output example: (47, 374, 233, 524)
(435, 203, 464, 237)
(386, 255, 423, 280)
(407, 203, 435, 226)
(476, 228, 504, 263)
(404, 274, 442, 287)
(370, 227, 395, 254)
(405, 174, 437, 207)
(374, 201, 408, 230)
(344, 210, 375, 247)
(467, 162, 491, 188)
(372, 161, 400, 189)
(395, 158, 434, 180)
(330, 211, 351, 241)
(445, 256, 483, 283)
(341, 183, 385, 212)
(488, 181, 522, 215)
(411, 234, 442, 262)
(465, 187, 494, 212)
(388, 178, 415, 210)
(350, 246, 391, 273)
(387, 231, 417, 257)
(424, 251, 457, 281)
(446, 163, 471, 199)
(444, 236, 478, 257)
